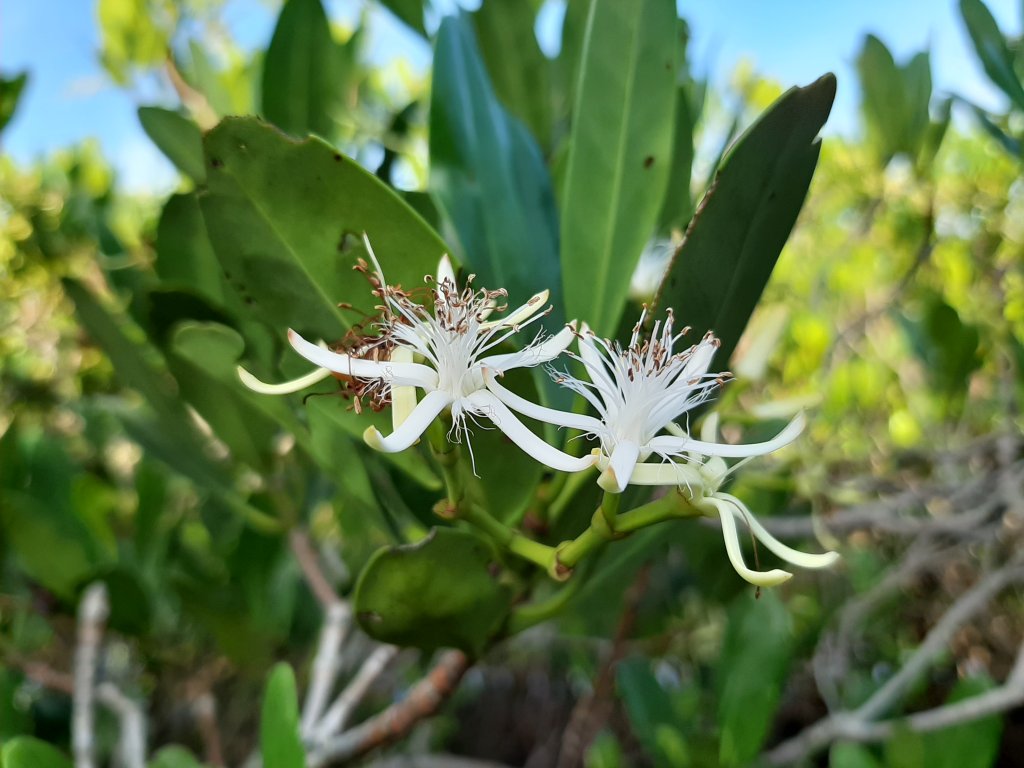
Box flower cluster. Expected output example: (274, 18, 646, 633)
(240, 236, 837, 586)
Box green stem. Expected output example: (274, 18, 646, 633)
(506, 548, 604, 634)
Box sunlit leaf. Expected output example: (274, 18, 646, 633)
(560, 0, 677, 336)
(138, 107, 206, 183)
(262, 0, 348, 137)
(1, 737, 71, 768)
(199, 117, 447, 343)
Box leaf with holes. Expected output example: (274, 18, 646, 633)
(199, 118, 448, 343)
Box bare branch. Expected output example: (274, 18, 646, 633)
(314, 645, 400, 740)
(74, 583, 109, 768)
(308, 650, 470, 768)
(193, 692, 226, 767)
(97, 682, 147, 768)
(290, 529, 345, 609)
(766, 563, 1024, 765)
(302, 602, 355, 737)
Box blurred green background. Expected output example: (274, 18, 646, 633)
(2, 1, 1023, 767)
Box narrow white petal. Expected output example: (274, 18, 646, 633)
(237, 365, 332, 395)
(682, 339, 717, 381)
(598, 440, 641, 493)
(484, 370, 603, 432)
(363, 390, 453, 453)
(647, 413, 806, 458)
(465, 390, 595, 472)
(482, 322, 577, 372)
(288, 329, 438, 389)
(436, 253, 456, 286)
(388, 347, 419, 430)
(714, 498, 792, 587)
(600, 457, 704, 489)
(719, 494, 840, 570)
(479, 290, 550, 330)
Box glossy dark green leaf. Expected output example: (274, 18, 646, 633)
(920, 675, 1003, 768)
(261, 0, 346, 137)
(355, 527, 515, 654)
(560, 0, 677, 336)
(960, 0, 1024, 111)
(430, 15, 562, 326)
(717, 591, 794, 766)
(0, 71, 28, 133)
(260, 663, 306, 768)
(138, 107, 206, 182)
(92, 567, 153, 635)
(654, 74, 835, 365)
(472, 2, 551, 149)
(199, 117, 447, 342)
(1, 738, 72, 768)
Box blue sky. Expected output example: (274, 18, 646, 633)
(1, 0, 1018, 194)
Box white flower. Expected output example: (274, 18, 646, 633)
(488, 308, 799, 492)
(488, 308, 839, 587)
(241, 235, 593, 472)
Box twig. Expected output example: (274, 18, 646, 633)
(366, 757, 515, 768)
(290, 529, 355, 737)
(308, 650, 470, 767)
(765, 563, 1024, 765)
(74, 583, 109, 768)
(314, 645, 400, 740)
(97, 682, 147, 768)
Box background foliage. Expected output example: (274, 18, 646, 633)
(1, 0, 1023, 766)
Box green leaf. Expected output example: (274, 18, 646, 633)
(138, 107, 206, 182)
(830, 743, 883, 768)
(168, 322, 284, 471)
(717, 591, 794, 766)
(155, 194, 227, 306)
(856, 36, 932, 163)
(260, 663, 306, 768)
(472, 2, 551, 149)
(429, 15, 563, 325)
(560, 0, 677, 336)
(378, 0, 426, 36)
(354, 527, 515, 654)
(148, 745, 208, 768)
(1, 737, 72, 768)
(261, 0, 347, 137)
(304, 391, 439, 489)
(617, 656, 686, 765)
(654, 74, 835, 365)
(900, 296, 981, 399)
(0, 71, 28, 133)
(960, 0, 1024, 111)
(199, 117, 447, 342)
(920, 676, 1003, 768)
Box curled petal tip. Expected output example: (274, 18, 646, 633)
(597, 466, 624, 493)
(745, 569, 794, 588)
(363, 426, 387, 451)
